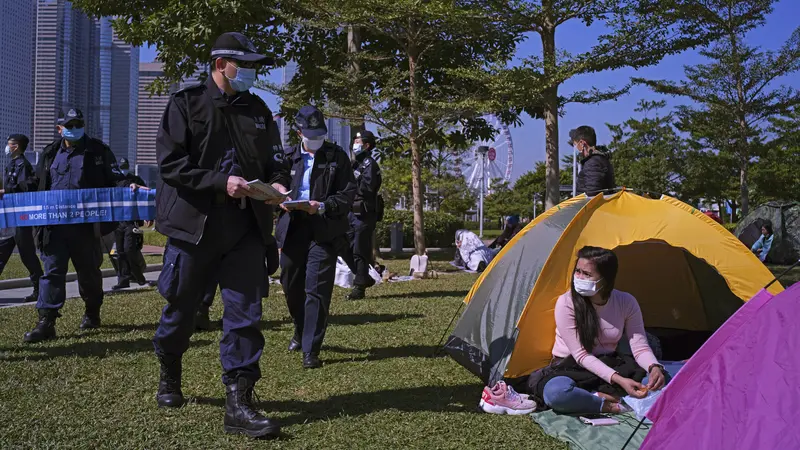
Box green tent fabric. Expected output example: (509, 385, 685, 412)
(532, 411, 648, 450)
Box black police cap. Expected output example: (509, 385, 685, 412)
(295, 105, 328, 138)
(211, 32, 274, 64)
(7, 134, 29, 150)
(356, 130, 376, 146)
(58, 108, 85, 126)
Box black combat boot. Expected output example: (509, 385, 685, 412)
(224, 378, 280, 438)
(156, 355, 184, 408)
(80, 306, 101, 330)
(346, 286, 366, 300)
(23, 286, 39, 303)
(195, 305, 211, 331)
(23, 310, 56, 343)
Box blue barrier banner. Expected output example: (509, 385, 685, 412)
(0, 188, 156, 228)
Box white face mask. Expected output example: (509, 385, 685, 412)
(4, 146, 11, 156)
(352, 143, 363, 155)
(302, 136, 324, 151)
(574, 275, 603, 297)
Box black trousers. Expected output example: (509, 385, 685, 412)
(115, 222, 146, 284)
(280, 217, 340, 353)
(344, 212, 376, 287)
(0, 227, 43, 286)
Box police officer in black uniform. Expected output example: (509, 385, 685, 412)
(276, 106, 356, 369)
(151, 32, 290, 439)
(344, 130, 382, 300)
(23, 108, 135, 343)
(0, 134, 43, 302)
(111, 157, 152, 290)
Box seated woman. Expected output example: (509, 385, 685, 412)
(528, 246, 666, 414)
(751, 220, 774, 262)
(454, 230, 496, 272)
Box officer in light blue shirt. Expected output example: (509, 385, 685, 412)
(275, 105, 357, 369)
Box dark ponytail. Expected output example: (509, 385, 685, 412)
(570, 246, 619, 352)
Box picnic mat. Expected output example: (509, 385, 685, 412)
(532, 410, 649, 450)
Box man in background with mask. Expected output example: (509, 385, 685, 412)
(23, 108, 135, 343)
(276, 105, 356, 369)
(343, 130, 382, 300)
(569, 125, 615, 196)
(151, 32, 290, 439)
(0, 134, 43, 302)
(111, 157, 152, 290)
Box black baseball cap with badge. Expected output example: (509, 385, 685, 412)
(211, 32, 274, 65)
(355, 130, 376, 147)
(295, 105, 328, 138)
(58, 108, 85, 127)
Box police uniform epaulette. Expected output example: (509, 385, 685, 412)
(173, 83, 204, 96)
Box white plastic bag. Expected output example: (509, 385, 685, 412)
(334, 257, 355, 289)
(623, 389, 663, 422)
(368, 265, 383, 285)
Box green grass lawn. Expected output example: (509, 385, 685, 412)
(0, 254, 163, 281)
(0, 258, 566, 449)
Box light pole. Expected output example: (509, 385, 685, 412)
(477, 145, 489, 238)
(533, 192, 540, 218)
(572, 146, 577, 197)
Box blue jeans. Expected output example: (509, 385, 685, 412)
(543, 375, 653, 414)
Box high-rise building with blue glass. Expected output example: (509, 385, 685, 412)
(0, 0, 36, 172)
(32, 1, 138, 164)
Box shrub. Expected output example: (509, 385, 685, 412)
(376, 210, 464, 248)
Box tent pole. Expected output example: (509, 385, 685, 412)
(765, 259, 800, 290)
(433, 302, 465, 356)
(621, 416, 647, 450)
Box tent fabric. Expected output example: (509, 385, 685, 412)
(641, 282, 800, 449)
(445, 191, 782, 385)
(736, 202, 800, 264)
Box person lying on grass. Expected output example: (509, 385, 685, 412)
(524, 246, 665, 414)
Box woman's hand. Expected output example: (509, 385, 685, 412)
(647, 366, 666, 391)
(611, 373, 647, 399)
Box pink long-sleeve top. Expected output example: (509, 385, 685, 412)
(552, 289, 659, 383)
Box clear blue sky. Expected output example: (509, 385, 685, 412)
(139, 0, 798, 181)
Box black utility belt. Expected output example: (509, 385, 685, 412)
(213, 193, 250, 209)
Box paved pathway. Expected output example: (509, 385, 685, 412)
(0, 271, 161, 309)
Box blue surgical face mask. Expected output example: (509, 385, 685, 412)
(226, 64, 257, 92)
(303, 136, 324, 151)
(61, 127, 85, 142)
(352, 143, 364, 155)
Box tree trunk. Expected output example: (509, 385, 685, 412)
(739, 160, 749, 218)
(408, 51, 426, 255)
(730, 30, 750, 217)
(541, 22, 560, 209)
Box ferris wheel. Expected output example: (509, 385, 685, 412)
(464, 114, 514, 193)
(460, 114, 514, 237)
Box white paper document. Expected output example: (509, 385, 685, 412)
(246, 180, 289, 201)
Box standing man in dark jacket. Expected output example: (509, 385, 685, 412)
(343, 130, 382, 300)
(111, 157, 152, 290)
(569, 126, 615, 196)
(23, 108, 135, 343)
(151, 32, 290, 439)
(276, 105, 357, 369)
(0, 134, 43, 302)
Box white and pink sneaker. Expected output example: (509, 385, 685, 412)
(479, 381, 537, 415)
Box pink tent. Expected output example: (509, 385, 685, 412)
(641, 282, 800, 449)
